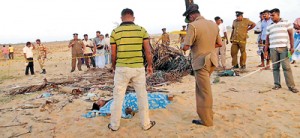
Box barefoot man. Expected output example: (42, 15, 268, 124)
(182, 4, 222, 126)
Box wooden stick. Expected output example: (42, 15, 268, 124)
(8, 125, 32, 138)
(0, 122, 28, 128)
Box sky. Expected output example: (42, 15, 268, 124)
(0, 0, 299, 44)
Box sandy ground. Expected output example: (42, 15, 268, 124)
(0, 34, 300, 137)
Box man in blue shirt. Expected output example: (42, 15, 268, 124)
(258, 10, 273, 69)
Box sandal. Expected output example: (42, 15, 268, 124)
(264, 66, 271, 70)
(144, 121, 156, 131)
(289, 87, 299, 93)
(272, 85, 281, 90)
(108, 124, 119, 131)
(192, 120, 204, 125)
(257, 64, 265, 67)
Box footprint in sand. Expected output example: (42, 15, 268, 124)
(267, 111, 274, 117)
(229, 88, 239, 92)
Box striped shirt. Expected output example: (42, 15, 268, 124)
(110, 22, 149, 68)
(266, 19, 293, 48)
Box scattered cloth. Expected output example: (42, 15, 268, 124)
(292, 33, 300, 61)
(217, 70, 237, 77)
(82, 93, 171, 119)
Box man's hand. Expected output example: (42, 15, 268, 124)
(111, 64, 116, 72)
(146, 65, 153, 77)
(264, 51, 269, 59)
(290, 47, 295, 55)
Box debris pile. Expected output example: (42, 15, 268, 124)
(147, 45, 192, 86)
(7, 45, 191, 95)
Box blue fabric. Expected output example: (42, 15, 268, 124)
(261, 18, 273, 40)
(292, 33, 300, 60)
(82, 93, 171, 119)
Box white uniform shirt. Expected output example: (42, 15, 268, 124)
(254, 20, 262, 33)
(23, 46, 33, 58)
(218, 23, 227, 37)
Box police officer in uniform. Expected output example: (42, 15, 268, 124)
(36, 39, 47, 74)
(157, 28, 170, 46)
(182, 4, 222, 127)
(230, 11, 256, 69)
(68, 33, 85, 72)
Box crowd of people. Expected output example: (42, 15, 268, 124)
(182, 5, 300, 129)
(67, 31, 112, 72)
(1, 45, 14, 60)
(14, 31, 112, 75)
(1, 3, 300, 131)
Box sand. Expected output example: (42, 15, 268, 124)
(0, 34, 300, 137)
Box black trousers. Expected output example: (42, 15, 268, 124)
(9, 52, 14, 59)
(25, 58, 34, 75)
(84, 53, 96, 68)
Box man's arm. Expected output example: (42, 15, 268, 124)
(224, 32, 229, 44)
(82, 42, 86, 53)
(68, 41, 74, 48)
(31, 44, 35, 50)
(143, 39, 153, 76)
(181, 24, 195, 51)
(155, 36, 162, 45)
(288, 29, 295, 54)
(93, 43, 96, 55)
(216, 34, 223, 48)
(23, 53, 27, 60)
(230, 27, 234, 42)
(111, 44, 117, 70)
(182, 45, 190, 51)
(264, 34, 270, 59)
(248, 22, 256, 31)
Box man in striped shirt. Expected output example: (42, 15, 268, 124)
(108, 8, 155, 131)
(265, 8, 298, 93)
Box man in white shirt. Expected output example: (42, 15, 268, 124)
(254, 12, 265, 67)
(214, 16, 228, 69)
(23, 42, 35, 75)
(265, 8, 298, 93)
(94, 34, 106, 68)
(104, 33, 111, 65)
(83, 34, 96, 69)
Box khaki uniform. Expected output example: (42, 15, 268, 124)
(180, 31, 188, 55)
(37, 44, 47, 70)
(184, 16, 221, 126)
(215, 38, 227, 67)
(159, 33, 170, 46)
(179, 30, 186, 43)
(230, 18, 255, 66)
(69, 39, 84, 71)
